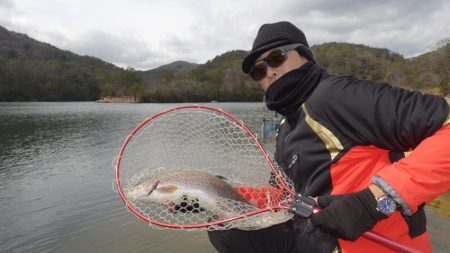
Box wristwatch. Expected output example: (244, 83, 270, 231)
(376, 195, 397, 215)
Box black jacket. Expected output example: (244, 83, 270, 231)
(208, 72, 449, 253)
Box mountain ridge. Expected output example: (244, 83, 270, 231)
(0, 25, 448, 102)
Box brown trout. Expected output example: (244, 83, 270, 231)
(126, 170, 249, 215)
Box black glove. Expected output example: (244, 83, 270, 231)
(310, 188, 387, 241)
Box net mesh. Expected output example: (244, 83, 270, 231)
(119, 106, 294, 230)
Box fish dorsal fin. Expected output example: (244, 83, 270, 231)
(157, 184, 178, 193)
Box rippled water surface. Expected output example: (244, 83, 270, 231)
(0, 102, 448, 253)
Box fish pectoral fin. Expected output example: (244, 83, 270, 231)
(214, 175, 228, 181)
(157, 184, 178, 193)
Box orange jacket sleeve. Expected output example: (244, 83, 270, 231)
(376, 121, 450, 214)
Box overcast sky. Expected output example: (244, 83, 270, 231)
(1, 0, 449, 70)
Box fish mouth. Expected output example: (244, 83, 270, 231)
(147, 179, 160, 196)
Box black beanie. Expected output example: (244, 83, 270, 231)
(242, 21, 315, 74)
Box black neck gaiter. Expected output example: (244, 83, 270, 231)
(265, 62, 326, 117)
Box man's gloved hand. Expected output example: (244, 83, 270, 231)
(310, 188, 387, 241)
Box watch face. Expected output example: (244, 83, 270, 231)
(378, 196, 397, 215)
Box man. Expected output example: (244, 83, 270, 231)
(208, 21, 450, 253)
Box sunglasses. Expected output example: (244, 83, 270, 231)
(249, 44, 301, 81)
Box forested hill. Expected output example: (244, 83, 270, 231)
(138, 50, 264, 102)
(0, 26, 139, 101)
(0, 25, 77, 61)
(138, 41, 450, 102)
(312, 42, 450, 94)
(0, 25, 448, 102)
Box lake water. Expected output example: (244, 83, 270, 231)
(0, 102, 448, 253)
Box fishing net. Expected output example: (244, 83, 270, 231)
(116, 105, 294, 231)
(116, 106, 419, 252)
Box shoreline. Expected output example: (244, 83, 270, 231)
(96, 96, 138, 103)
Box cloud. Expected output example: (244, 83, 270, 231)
(0, 0, 16, 27)
(0, 0, 13, 8)
(276, 0, 450, 56)
(64, 29, 177, 70)
(1, 0, 449, 70)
